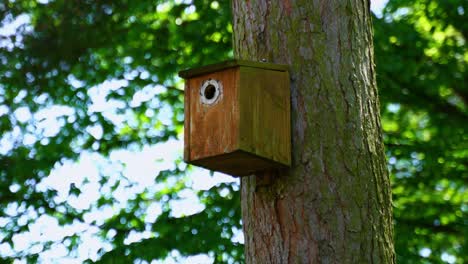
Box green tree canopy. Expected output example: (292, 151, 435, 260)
(375, 1, 467, 262)
(0, 0, 466, 263)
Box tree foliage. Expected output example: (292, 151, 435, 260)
(374, 1, 467, 262)
(0, 0, 466, 263)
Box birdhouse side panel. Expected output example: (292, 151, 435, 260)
(183, 81, 191, 162)
(238, 67, 291, 166)
(188, 68, 240, 161)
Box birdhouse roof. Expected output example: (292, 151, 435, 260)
(178, 59, 289, 79)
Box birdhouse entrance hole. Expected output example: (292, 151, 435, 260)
(200, 79, 222, 105)
(204, 85, 216, 100)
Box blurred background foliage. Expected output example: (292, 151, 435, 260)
(0, 0, 466, 263)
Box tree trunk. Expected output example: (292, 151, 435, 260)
(231, 1, 395, 263)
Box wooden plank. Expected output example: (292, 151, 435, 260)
(238, 66, 291, 166)
(183, 82, 190, 162)
(179, 59, 289, 79)
(188, 67, 240, 161)
(191, 150, 289, 176)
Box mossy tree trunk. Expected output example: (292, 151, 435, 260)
(231, 0, 395, 263)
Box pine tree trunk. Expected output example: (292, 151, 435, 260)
(231, 1, 395, 263)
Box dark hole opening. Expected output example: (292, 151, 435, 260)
(204, 84, 216, 100)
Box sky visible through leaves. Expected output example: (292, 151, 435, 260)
(0, 1, 237, 263)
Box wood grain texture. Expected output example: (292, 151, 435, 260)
(182, 64, 291, 176)
(183, 81, 191, 161)
(188, 68, 240, 161)
(232, 0, 395, 263)
(238, 67, 291, 166)
(191, 150, 288, 176)
(179, 59, 288, 79)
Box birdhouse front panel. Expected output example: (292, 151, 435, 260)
(179, 60, 291, 176)
(186, 68, 240, 161)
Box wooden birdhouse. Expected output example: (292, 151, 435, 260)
(179, 60, 291, 176)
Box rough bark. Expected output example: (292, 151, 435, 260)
(231, 0, 395, 263)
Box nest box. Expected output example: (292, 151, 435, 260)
(179, 60, 291, 176)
